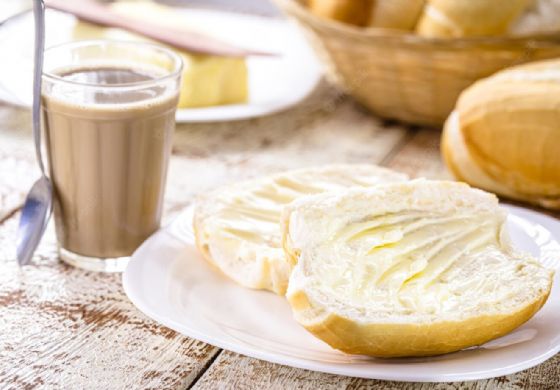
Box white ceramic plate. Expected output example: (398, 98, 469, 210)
(0, 8, 321, 122)
(122, 205, 560, 382)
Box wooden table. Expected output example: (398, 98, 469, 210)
(0, 82, 558, 389)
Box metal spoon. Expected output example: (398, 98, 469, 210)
(16, 0, 52, 266)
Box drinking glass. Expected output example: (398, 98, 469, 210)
(42, 40, 182, 272)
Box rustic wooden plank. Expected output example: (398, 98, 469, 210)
(172, 96, 408, 168)
(0, 150, 225, 388)
(0, 210, 220, 390)
(348, 353, 560, 390)
(384, 127, 450, 180)
(192, 351, 351, 390)
(171, 80, 342, 157)
(0, 106, 38, 221)
(192, 350, 560, 390)
(166, 98, 409, 216)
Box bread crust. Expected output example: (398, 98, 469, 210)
(287, 287, 550, 357)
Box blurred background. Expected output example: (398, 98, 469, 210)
(1, 0, 559, 208)
(0, 0, 280, 18)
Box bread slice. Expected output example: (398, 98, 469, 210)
(282, 180, 553, 357)
(193, 165, 407, 295)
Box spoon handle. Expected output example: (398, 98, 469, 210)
(16, 0, 51, 267)
(32, 0, 46, 176)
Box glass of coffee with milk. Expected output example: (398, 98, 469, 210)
(41, 40, 182, 272)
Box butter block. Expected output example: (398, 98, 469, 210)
(72, 2, 248, 108)
(179, 54, 248, 108)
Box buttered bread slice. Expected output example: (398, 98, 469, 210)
(282, 180, 553, 357)
(193, 165, 407, 295)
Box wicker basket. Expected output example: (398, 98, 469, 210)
(274, 0, 560, 126)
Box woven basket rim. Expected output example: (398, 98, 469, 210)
(274, 0, 560, 48)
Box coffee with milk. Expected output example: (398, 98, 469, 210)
(43, 65, 179, 261)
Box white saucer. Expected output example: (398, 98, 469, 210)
(122, 204, 560, 382)
(0, 8, 322, 122)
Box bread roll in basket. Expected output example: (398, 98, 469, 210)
(442, 59, 560, 210)
(273, 0, 560, 126)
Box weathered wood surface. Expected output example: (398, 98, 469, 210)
(0, 108, 221, 389)
(0, 213, 219, 389)
(194, 350, 560, 390)
(0, 85, 558, 390)
(0, 107, 36, 222)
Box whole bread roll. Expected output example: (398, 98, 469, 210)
(416, 0, 532, 37)
(368, 0, 425, 30)
(282, 180, 553, 357)
(442, 59, 560, 210)
(307, 0, 372, 26)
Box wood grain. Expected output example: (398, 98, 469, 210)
(0, 106, 37, 221)
(0, 213, 219, 389)
(193, 350, 560, 390)
(166, 97, 409, 216)
(385, 127, 450, 180)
